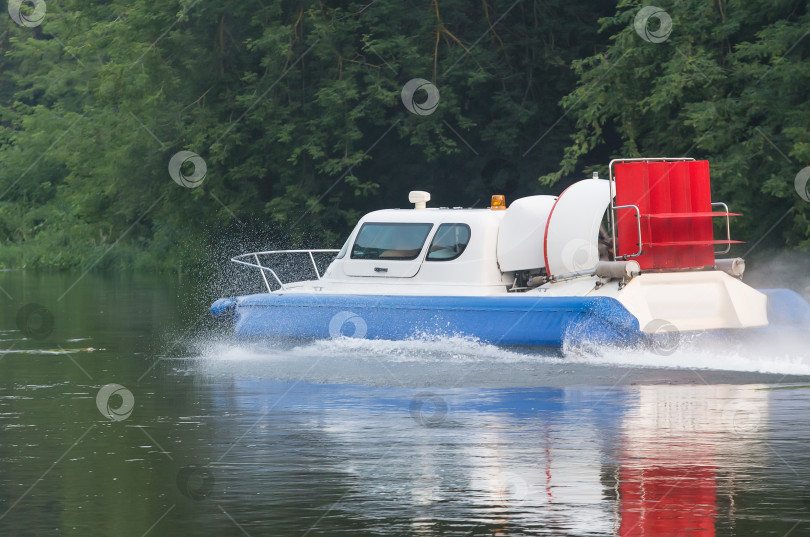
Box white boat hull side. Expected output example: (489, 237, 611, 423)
(534, 271, 769, 333)
(614, 272, 769, 333)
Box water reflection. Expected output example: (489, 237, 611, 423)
(187, 380, 793, 536)
(619, 385, 768, 536)
(0, 272, 808, 536)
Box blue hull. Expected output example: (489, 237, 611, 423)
(212, 294, 643, 347)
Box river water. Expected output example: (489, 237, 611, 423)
(1, 271, 809, 536)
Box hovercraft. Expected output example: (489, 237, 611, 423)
(211, 158, 810, 347)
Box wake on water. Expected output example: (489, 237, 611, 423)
(182, 324, 810, 387)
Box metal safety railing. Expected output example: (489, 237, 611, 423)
(607, 157, 737, 260)
(608, 157, 695, 261)
(231, 249, 340, 293)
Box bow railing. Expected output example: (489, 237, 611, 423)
(231, 249, 340, 292)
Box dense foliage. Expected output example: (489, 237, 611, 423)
(546, 0, 810, 253)
(0, 0, 807, 270)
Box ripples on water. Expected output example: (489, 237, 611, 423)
(1, 273, 809, 536)
(177, 335, 810, 535)
(184, 335, 810, 537)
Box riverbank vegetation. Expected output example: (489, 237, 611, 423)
(0, 0, 807, 270)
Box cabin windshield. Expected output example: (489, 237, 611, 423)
(335, 234, 352, 259)
(351, 222, 433, 260)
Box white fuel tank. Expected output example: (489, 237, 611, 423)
(496, 195, 557, 272)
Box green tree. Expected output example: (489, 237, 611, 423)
(0, 0, 615, 269)
(544, 0, 810, 251)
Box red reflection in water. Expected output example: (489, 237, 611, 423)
(620, 464, 716, 536)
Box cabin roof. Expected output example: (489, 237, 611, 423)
(358, 208, 506, 225)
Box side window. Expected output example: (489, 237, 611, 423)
(426, 224, 471, 261)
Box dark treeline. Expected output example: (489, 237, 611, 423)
(0, 0, 807, 270)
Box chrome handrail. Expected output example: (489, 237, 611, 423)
(613, 204, 644, 259)
(711, 202, 733, 255)
(231, 249, 340, 293)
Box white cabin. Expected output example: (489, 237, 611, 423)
(299, 179, 610, 296)
(320, 206, 512, 295)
